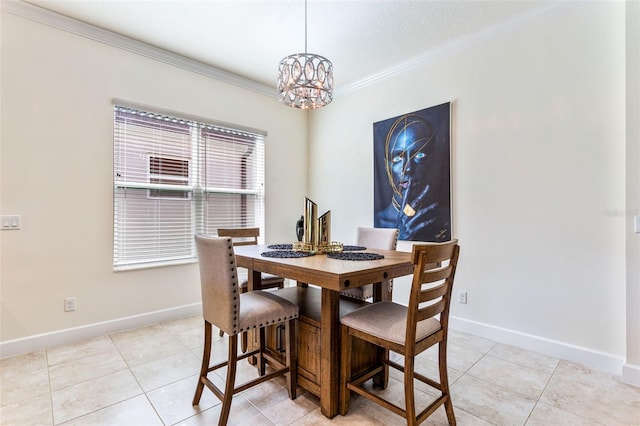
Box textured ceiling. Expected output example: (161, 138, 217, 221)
(24, 0, 569, 89)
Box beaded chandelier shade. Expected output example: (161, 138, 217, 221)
(277, 0, 333, 109)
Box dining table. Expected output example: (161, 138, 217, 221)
(233, 244, 414, 418)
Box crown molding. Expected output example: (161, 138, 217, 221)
(4, 0, 583, 99)
(337, 1, 583, 96)
(1, 0, 276, 98)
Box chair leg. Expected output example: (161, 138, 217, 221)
(339, 325, 352, 415)
(219, 334, 238, 426)
(241, 331, 248, 353)
(258, 327, 266, 376)
(193, 321, 212, 406)
(404, 354, 416, 424)
(285, 319, 298, 400)
(439, 340, 456, 425)
(373, 346, 389, 389)
(240, 286, 249, 354)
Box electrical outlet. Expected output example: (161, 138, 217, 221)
(64, 297, 76, 312)
(458, 291, 467, 304)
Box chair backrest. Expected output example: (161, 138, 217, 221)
(217, 227, 259, 246)
(194, 234, 240, 335)
(407, 240, 460, 352)
(356, 227, 398, 250)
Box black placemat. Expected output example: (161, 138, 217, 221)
(327, 252, 384, 261)
(261, 250, 315, 258)
(267, 244, 293, 250)
(343, 245, 366, 251)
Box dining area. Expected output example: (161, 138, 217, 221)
(190, 222, 461, 425)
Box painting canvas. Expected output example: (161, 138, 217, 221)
(373, 102, 451, 242)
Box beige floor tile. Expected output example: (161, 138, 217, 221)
(51, 369, 142, 424)
(389, 354, 464, 397)
(59, 395, 163, 426)
(49, 347, 127, 390)
(451, 374, 536, 425)
(448, 330, 497, 354)
(488, 343, 559, 374)
(466, 354, 551, 400)
(0, 350, 48, 379)
(159, 315, 203, 334)
(250, 385, 318, 425)
(289, 407, 336, 425)
(342, 394, 408, 425)
(0, 392, 52, 426)
(292, 394, 406, 425)
(540, 360, 640, 425)
(207, 337, 244, 364)
(211, 353, 274, 387)
(147, 374, 220, 425)
(113, 334, 189, 367)
(175, 395, 272, 426)
(47, 336, 116, 367)
(109, 324, 172, 346)
(351, 375, 437, 417)
(525, 401, 606, 425)
(130, 350, 200, 392)
(241, 378, 289, 408)
(420, 342, 487, 373)
(424, 406, 493, 425)
(176, 326, 208, 350)
(0, 367, 50, 407)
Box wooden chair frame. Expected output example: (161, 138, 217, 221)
(339, 241, 460, 425)
(193, 319, 297, 425)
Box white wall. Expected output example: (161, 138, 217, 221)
(0, 11, 307, 343)
(309, 2, 631, 375)
(625, 0, 640, 383)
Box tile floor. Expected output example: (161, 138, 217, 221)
(1, 314, 639, 425)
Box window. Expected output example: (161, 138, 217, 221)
(113, 105, 265, 270)
(148, 155, 190, 199)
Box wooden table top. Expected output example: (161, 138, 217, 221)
(234, 245, 413, 292)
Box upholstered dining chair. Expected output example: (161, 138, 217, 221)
(192, 234, 298, 426)
(217, 227, 285, 351)
(339, 240, 460, 425)
(217, 227, 286, 293)
(340, 227, 399, 302)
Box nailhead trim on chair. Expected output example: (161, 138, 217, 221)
(226, 238, 240, 335)
(237, 314, 299, 332)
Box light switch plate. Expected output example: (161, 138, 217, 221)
(1, 215, 21, 230)
(635, 215, 640, 233)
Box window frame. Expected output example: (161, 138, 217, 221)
(113, 102, 267, 271)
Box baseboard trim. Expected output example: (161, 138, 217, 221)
(622, 363, 640, 387)
(0, 303, 202, 359)
(449, 316, 627, 379)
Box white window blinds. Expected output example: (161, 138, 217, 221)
(113, 105, 265, 270)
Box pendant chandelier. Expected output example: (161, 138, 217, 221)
(277, 0, 333, 109)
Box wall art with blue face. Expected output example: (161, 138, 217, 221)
(373, 102, 451, 242)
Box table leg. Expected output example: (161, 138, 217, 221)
(320, 288, 340, 418)
(247, 269, 262, 365)
(248, 269, 262, 291)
